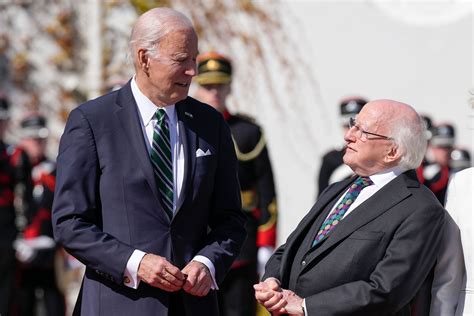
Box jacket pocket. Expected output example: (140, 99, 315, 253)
(348, 230, 384, 241)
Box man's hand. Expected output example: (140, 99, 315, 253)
(181, 260, 212, 297)
(137, 254, 186, 292)
(254, 278, 287, 314)
(254, 279, 304, 315)
(281, 289, 304, 315)
(182, 260, 212, 296)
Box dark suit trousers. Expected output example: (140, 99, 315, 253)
(169, 292, 186, 316)
(218, 262, 258, 316)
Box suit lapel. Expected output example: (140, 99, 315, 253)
(114, 82, 168, 222)
(302, 171, 415, 271)
(279, 178, 353, 286)
(304, 178, 354, 233)
(175, 100, 197, 214)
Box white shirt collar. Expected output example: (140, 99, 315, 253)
(131, 76, 176, 126)
(368, 166, 406, 188)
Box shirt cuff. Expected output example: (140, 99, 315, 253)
(193, 255, 219, 290)
(123, 249, 146, 289)
(302, 298, 308, 316)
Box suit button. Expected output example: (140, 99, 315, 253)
(302, 260, 306, 266)
(124, 276, 130, 284)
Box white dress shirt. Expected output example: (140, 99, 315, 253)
(304, 166, 406, 315)
(123, 77, 217, 289)
(328, 166, 406, 221)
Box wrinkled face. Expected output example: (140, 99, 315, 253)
(343, 107, 395, 176)
(145, 29, 198, 106)
(195, 84, 231, 112)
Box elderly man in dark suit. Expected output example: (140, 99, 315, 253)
(255, 99, 445, 315)
(52, 7, 246, 316)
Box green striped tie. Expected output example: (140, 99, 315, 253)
(150, 109, 173, 219)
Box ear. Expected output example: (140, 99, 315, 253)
(385, 143, 402, 164)
(137, 48, 150, 75)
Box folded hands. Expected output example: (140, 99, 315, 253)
(254, 278, 304, 315)
(137, 254, 212, 297)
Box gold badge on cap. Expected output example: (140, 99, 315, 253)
(207, 59, 220, 71)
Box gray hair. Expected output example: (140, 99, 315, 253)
(390, 112, 427, 170)
(128, 8, 194, 66)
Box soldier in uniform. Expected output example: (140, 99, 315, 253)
(449, 147, 471, 174)
(317, 96, 367, 197)
(0, 96, 17, 316)
(194, 51, 278, 316)
(11, 113, 65, 316)
(417, 122, 455, 204)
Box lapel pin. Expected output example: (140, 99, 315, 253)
(185, 112, 193, 118)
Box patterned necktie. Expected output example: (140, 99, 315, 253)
(150, 109, 173, 219)
(313, 176, 373, 246)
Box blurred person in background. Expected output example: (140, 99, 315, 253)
(317, 97, 367, 198)
(416, 114, 435, 171)
(421, 115, 434, 142)
(417, 122, 455, 204)
(195, 51, 277, 316)
(0, 95, 17, 316)
(449, 148, 471, 174)
(11, 113, 65, 316)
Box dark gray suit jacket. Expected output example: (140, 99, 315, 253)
(52, 82, 246, 315)
(264, 170, 444, 316)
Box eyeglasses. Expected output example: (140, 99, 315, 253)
(349, 117, 393, 141)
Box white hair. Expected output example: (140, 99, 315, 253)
(128, 8, 194, 66)
(390, 113, 427, 170)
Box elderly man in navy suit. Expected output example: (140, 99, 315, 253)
(255, 100, 445, 315)
(52, 7, 246, 316)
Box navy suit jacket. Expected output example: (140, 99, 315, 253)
(52, 82, 246, 315)
(264, 170, 445, 316)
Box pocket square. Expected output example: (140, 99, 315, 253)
(196, 148, 212, 157)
